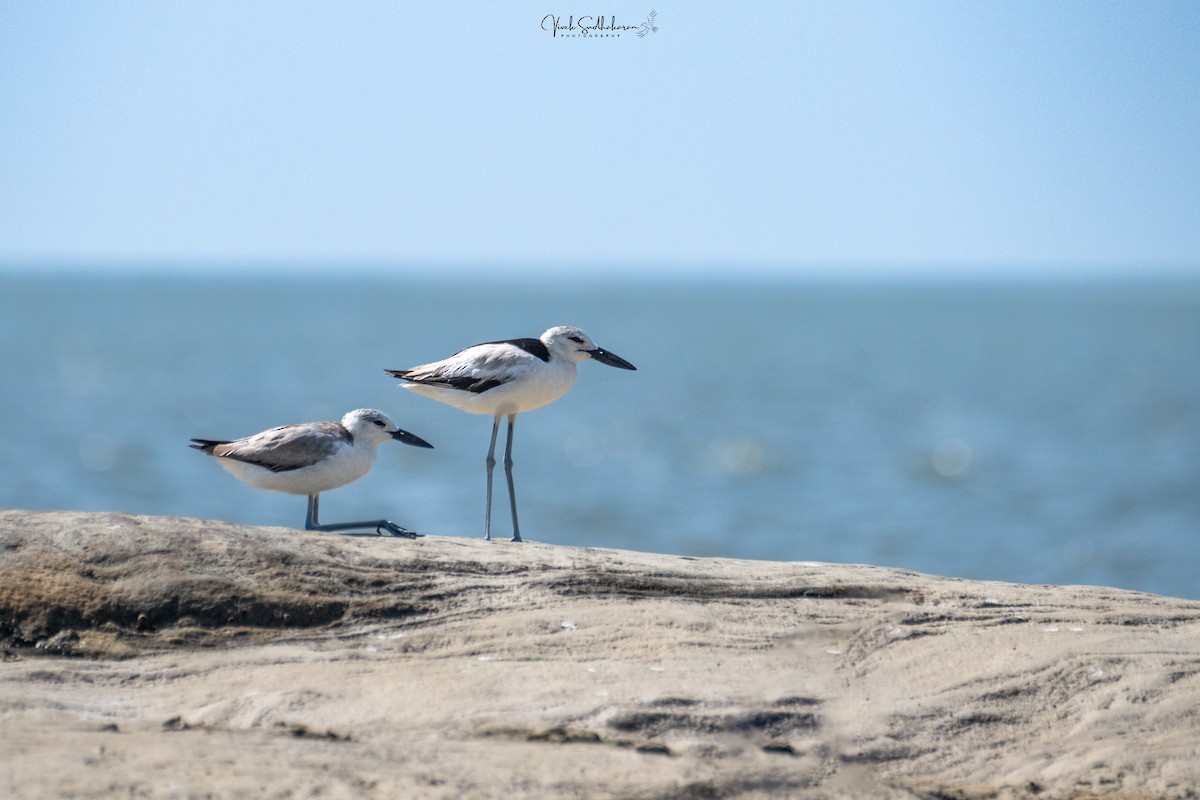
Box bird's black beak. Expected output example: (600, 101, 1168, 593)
(391, 428, 434, 448)
(589, 348, 637, 370)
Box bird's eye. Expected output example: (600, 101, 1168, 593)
(568, 335, 584, 343)
(372, 419, 386, 427)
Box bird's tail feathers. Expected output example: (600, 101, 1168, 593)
(189, 438, 230, 454)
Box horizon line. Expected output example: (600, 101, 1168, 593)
(1, 257, 1198, 281)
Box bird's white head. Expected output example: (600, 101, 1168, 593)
(341, 409, 434, 449)
(541, 326, 637, 370)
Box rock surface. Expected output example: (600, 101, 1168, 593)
(2, 509, 1199, 799)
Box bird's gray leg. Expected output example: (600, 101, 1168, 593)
(308, 519, 421, 538)
(305, 494, 321, 529)
(504, 413, 522, 542)
(484, 416, 500, 541)
(303, 491, 421, 539)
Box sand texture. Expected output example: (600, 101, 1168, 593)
(2, 509, 1199, 799)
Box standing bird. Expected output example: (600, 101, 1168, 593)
(386, 326, 636, 542)
(189, 408, 433, 537)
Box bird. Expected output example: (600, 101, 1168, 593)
(189, 408, 433, 538)
(637, 9, 657, 36)
(385, 325, 636, 542)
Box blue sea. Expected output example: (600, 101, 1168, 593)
(2, 273, 1198, 599)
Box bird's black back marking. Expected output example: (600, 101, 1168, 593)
(443, 376, 506, 393)
(483, 337, 550, 362)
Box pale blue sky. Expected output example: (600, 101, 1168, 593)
(1, 1, 1198, 277)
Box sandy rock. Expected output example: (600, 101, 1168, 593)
(2, 509, 1199, 799)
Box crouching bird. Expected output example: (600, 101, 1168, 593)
(190, 408, 432, 537)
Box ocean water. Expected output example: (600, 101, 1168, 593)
(2, 273, 1198, 599)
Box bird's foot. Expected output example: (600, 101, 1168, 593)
(510, 535, 524, 543)
(377, 521, 422, 539)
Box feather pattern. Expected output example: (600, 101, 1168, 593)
(189, 422, 350, 473)
(386, 340, 547, 395)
